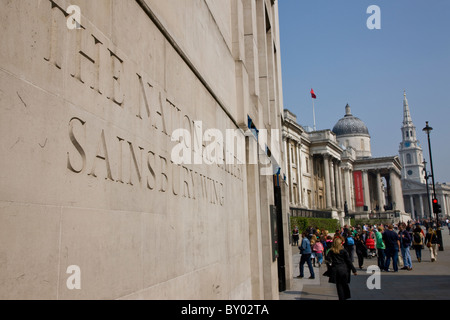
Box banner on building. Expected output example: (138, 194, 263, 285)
(353, 171, 364, 207)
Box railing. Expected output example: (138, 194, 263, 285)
(290, 207, 333, 219)
(368, 211, 400, 219)
(348, 210, 401, 220)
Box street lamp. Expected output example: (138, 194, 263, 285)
(422, 160, 433, 222)
(422, 122, 436, 199)
(422, 121, 444, 250)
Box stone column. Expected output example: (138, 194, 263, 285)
(330, 159, 336, 208)
(342, 168, 348, 209)
(323, 155, 332, 209)
(343, 168, 352, 212)
(440, 194, 447, 216)
(409, 195, 415, 220)
(295, 142, 302, 207)
(376, 171, 384, 212)
(362, 170, 371, 212)
(336, 163, 343, 210)
(284, 139, 288, 179)
(419, 194, 424, 219)
(389, 170, 396, 210)
(436, 194, 446, 215)
(339, 167, 345, 210)
(389, 169, 405, 212)
(348, 169, 355, 212)
(286, 139, 293, 205)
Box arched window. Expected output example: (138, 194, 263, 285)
(406, 153, 412, 164)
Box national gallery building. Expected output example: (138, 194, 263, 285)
(284, 92, 450, 224)
(283, 103, 407, 225)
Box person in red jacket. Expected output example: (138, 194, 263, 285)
(365, 235, 376, 258)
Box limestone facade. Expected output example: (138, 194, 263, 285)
(0, 0, 291, 299)
(283, 109, 350, 225)
(283, 105, 406, 224)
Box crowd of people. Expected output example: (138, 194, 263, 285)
(293, 219, 448, 300)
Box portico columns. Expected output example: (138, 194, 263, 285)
(362, 170, 371, 212)
(334, 161, 342, 210)
(419, 194, 424, 219)
(285, 139, 292, 204)
(338, 164, 344, 210)
(330, 159, 336, 208)
(409, 195, 415, 220)
(295, 142, 303, 206)
(389, 169, 405, 212)
(323, 155, 332, 209)
(343, 168, 352, 212)
(376, 171, 384, 212)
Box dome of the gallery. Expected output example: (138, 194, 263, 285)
(332, 104, 370, 137)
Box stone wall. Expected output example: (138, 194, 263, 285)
(0, 0, 288, 300)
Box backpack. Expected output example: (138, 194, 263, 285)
(413, 232, 421, 244)
(346, 237, 354, 245)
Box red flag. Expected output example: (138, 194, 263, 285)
(310, 88, 317, 99)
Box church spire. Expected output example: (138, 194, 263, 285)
(403, 90, 413, 126)
(399, 91, 425, 184)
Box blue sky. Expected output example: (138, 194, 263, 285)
(278, 0, 450, 183)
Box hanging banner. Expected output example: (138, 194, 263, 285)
(353, 171, 364, 207)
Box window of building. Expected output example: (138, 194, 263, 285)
(291, 146, 295, 163)
(406, 153, 412, 164)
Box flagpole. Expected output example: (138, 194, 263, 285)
(312, 97, 316, 131)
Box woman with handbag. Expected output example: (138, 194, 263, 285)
(425, 228, 440, 262)
(412, 225, 424, 262)
(324, 237, 357, 300)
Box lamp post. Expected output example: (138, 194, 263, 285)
(422, 122, 436, 200)
(422, 160, 433, 222)
(422, 121, 443, 250)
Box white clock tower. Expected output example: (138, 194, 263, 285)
(399, 91, 426, 183)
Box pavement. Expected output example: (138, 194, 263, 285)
(280, 227, 450, 300)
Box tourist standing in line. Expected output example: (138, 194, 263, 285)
(399, 223, 413, 270)
(310, 238, 317, 267)
(325, 237, 357, 300)
(292, 226, 299, 246)
(354, 233, 367, 269)
(365, 231, 376, 258)
(375, 226, 386, 270)
(320, 234, 327, 253)
(425, 228, 440, 262)
(412, 224, 424, 262)
(298, 231, 315, 279)
(312, 238, 324, 267)
(345, 232, 355, 262)
(383, 225, 400, 272)
(325, 235, 333, 253)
